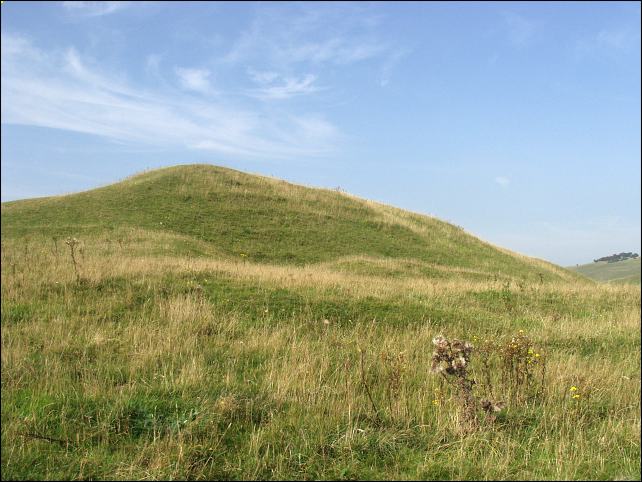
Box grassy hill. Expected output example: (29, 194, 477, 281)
(1, 164, 639, 480)
(1, 164, 577, 283)
(569, 257, 641, 285)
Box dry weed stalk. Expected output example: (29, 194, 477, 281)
(358, 348, 382, 424)
(51, 236, 59, 256)
(381, 351, 407, 418)
(65, 237, 82, 282)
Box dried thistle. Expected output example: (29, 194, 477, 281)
(431, 335, 477, 429)
(430, 335, 473, 378)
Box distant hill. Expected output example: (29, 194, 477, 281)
(1, 163, 580, 283)
(569, 257, 641, 285)
(593, 252, 639, 263)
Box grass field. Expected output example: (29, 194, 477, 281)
(569, 258, 641, 285)
(1, 165, 640, 480)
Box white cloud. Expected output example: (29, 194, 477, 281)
(62, 1, 130, 17)
(380, 48, 410, 87)
(1, 33, 339, 160)
(277, 38, 385, 66)
(247, 68, 279, 85)
(248, 74, 321, 100)
(175, 67, 212, 94)
(222, 5, 391, 69)
(222, 5, 409, 100)
(246, 68, 324, 100)
(495, 176, 510, 187)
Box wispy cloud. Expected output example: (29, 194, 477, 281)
(380, 48, 410, 87)
(175, 67, 212, 94)
(2, 5, 403, 160)
(62, 1, 131, 17)
(247, 73, 321, 100)
(222, 4, 397, 74)
(495, 176, 510, 187)
(222, 4, 410, 101)
(247, 68, 279, 85)
(1, 33, 339, 160)
(596, 30, 630, 50)
(573, 27, 641, 61)
(502, 12, 535, 46)
(275, 38, 385, 66)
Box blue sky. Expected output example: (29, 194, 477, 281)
(1, 1, 640, 266)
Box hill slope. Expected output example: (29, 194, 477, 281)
(569, 257, 641, 285)
(1, 163, 578, 283)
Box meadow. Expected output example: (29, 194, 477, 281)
(1, 165, 640, 480)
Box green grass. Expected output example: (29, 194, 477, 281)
(569, 257, 641, 285)
(1, 164, 639, 480)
